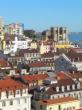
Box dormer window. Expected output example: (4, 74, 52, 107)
(40, 105, 42, 110)
(74, 57, 79, 62)
(61, 86, 65, 92)
(61, 59, 64, 61)
(22, 89, 27, 94)
(1, 91, 7, 97)
(16, 90, 20, 94)
(77, 82, 80, 89)
(72, 84, 75, 90)
(9, 90, 14, 95)
(56, 86, 59, 92)
(67, 85, 70, 91)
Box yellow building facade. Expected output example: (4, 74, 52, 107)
(55, 44, 72, 49)
(40, 43, 47, 54)
(30, 41, 38, 49)
(36, 97, 80, 110)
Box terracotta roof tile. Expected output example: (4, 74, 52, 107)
(39, 97, 78, 105)
(22, 74, 48, 83)
(0, 77, 25, 92)
(55, 71, 71, 80)
(28, 61, 47, 67)
(0, 58, 10, 68)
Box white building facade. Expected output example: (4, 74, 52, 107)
(4, 36, 32, 54)
(4, 23, 24, 35)
(0, 78, 32, 110)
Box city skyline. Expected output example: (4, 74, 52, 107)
(0, 0, 82, 32)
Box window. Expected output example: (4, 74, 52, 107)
(24, 98, 27, 103)
(74, 57, 79, 62)
(52, 96, 54, 99)
(2, 101, 6, 106)
(10, 100, 13, 105)
(17, 99, 20, 104)
(63, 94, 65, 97)
(16, 90, 20, 94)
(59, 36, 63, 40)
(22, 89, 26, 94)
(79, 92, 81, 98)
(67, 108, 69, 110)
(40, 105, 42, 109)
(9, 90, 13, 95)
(69, 107, 72, 110)
(50, 107, 52, 110)
(63, 109, 66, 110)
(73, 107, 75, 110)
(59, 105, 61, 110)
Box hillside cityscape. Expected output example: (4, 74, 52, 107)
(0, 17, 82, 110)
(0, 0, 82, 110)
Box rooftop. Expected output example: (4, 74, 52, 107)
(39, 97, 79, 105)
(0, 58, 10, 68)
(22, 74, 48, 83)
(0, 77, 26, 92)
(28, 61, 47, 67)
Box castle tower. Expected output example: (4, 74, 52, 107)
(51, 27, 69, 44)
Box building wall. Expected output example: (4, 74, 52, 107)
(30, 42, 38, 49)
(40, 43, 51, 54)
(4, 23, 24, 35)
(30, 66, 50, 73)
(36, 100, 80, 110)
(0, 89, 32, 110)
(72, 62, 82, 71)
(55, 44, 72, 49)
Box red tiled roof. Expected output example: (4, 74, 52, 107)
(22, 74, 48, 83)
(45, 79, 75, 95)
(58, 78, 75, 85)
(20, 49, 39, 53)
(55, 71, 71, 80)
(39, 97, 79, 105)
(68, 72, 82, 79)
(0, 58, 10, 67)
(28, 61, 47, 67)
(41, 52, 55, 58)
(0, 77, 26, 92)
